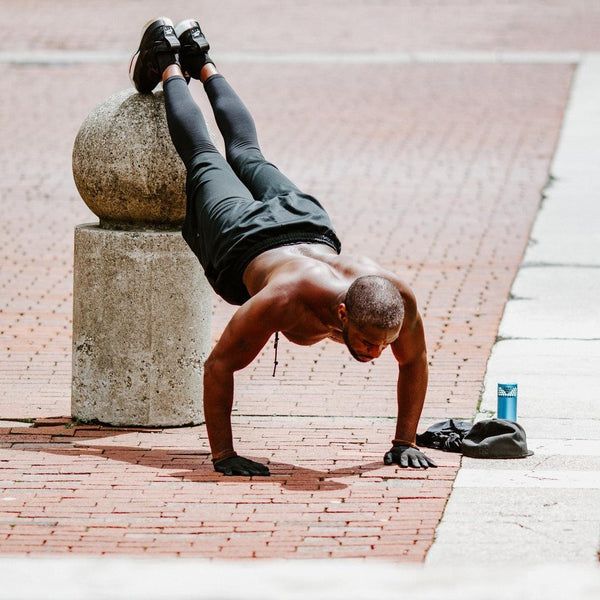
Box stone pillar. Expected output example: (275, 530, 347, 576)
(71, 89, 211, 426)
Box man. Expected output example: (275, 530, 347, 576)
(130, 17, 437, 476)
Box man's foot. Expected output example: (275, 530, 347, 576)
(175, 19, 213, 80)
(130, 17, 181, 93)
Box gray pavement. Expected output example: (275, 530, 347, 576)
(0, 558, 599, 600)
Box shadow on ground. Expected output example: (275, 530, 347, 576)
(2, 418, 441, 492)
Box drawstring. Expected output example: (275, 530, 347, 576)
(272, 331, 279, 377)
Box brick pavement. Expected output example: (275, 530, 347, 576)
(0, 418, 456, 558)
(0, 0, 585, 559)
(3, 1, 600, 52)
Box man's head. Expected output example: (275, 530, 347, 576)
(338, 276, 404, 362)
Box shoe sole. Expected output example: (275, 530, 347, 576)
(175, 19, 200, 38)
(175, 18, 210, 52)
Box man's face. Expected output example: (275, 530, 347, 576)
(342, 320, 400, 363)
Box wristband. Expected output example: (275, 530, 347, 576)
(211, 450, 237, 464)
(392, 438, 418, 449)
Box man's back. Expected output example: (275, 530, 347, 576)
(242, 242, 416, 346)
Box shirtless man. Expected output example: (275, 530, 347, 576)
(131, 17, 437, 476)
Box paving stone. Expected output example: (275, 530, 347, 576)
(518, 418, 600, 440)
(0, 557, 598, 600)
(499, 267, 600, 340)
(525, 180, 600, 266)
(427, 487, 600, 564)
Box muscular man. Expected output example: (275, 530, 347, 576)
(131, 17, 437, 476)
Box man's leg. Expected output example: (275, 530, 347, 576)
(161, 66, 273, 292)
(175, 20, 303, 202)
(203, 71, 304, 202)
(130, 18, 251, 204)
(130, 19, 263, 298)
(162, 70, 215, 166)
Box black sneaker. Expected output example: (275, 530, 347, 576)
(175, 19, 213, 80)
(130, 17, 181, 93)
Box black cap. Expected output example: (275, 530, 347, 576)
(461, 419, 534, 459)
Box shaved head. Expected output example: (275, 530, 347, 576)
(344, 276, 404, 330)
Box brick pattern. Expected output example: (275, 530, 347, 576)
(3, 0, 600, 52)
(0, 60, 572, 558)
(0, 1, 580, 559)
(0, 419, 456, 558)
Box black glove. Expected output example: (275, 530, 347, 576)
(213, 455, 270, 476)
(384, 444, 437, 469)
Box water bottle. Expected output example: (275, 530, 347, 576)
(497, 383, 518, 421)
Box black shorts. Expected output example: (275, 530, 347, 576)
(182, 149, 341, 305)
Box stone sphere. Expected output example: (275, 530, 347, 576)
(72, 89, 186, 229)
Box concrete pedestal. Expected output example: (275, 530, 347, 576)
(71, 225, 211, 427)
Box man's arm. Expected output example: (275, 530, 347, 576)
(392, 312, 428, 444)
(388, 297, 437, 468)
(203, 288, 290, 475)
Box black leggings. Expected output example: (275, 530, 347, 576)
(164, 74, 302, 201)
(163, 75, 340, 305)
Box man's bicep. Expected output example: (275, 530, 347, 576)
(208, 295, 280, 373)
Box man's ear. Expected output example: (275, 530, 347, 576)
(338, 303, 348, 324)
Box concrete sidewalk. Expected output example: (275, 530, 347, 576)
(0, 558, 598, 600)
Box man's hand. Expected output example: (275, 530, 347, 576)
(384, 444, 437, 469)
(213, 455, 271, 476)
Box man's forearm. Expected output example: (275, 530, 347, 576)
(394, 352, 429, 444)
(203, 360, 237, 462)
